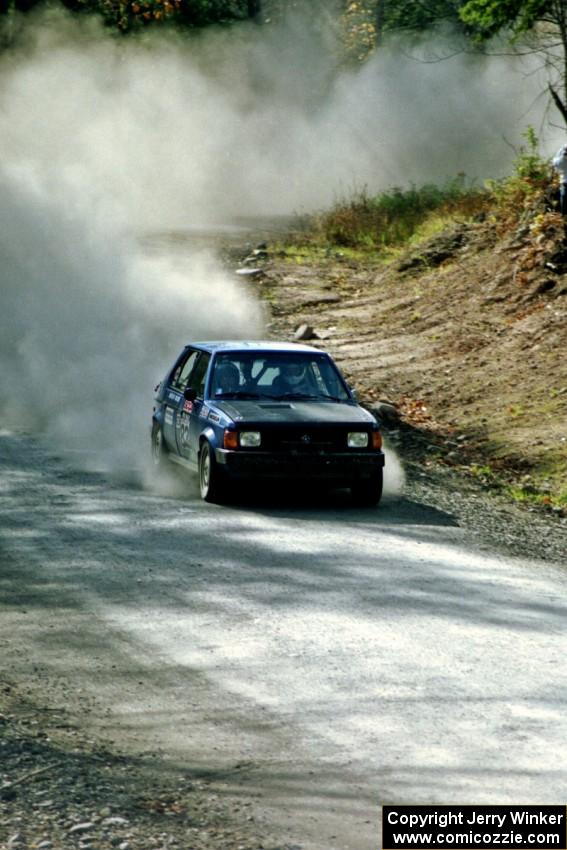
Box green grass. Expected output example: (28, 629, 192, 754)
(307, 177, 488, 252)
(506, 485, 554, 509)
(468, 461, 566, 512)
(299, 129, 552, 255)
(469, 464, 501, 486)
(274, 239, 394, 266)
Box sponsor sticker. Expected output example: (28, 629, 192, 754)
(209, 413, 221, 423)
(183, 400, 193, 413)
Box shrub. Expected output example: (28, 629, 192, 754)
(486, 127, 552, 230)
(312, 176, 486, 250)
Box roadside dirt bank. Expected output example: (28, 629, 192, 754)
(235, 216, 567, 514)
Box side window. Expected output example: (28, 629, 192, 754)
(191, 353, 211, 398)
(171, 350, 199, 390)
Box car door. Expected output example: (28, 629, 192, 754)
(162, 348, 200, 454)
(176, 351, 211, 463)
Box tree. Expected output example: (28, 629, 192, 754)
(355, 1, 567, 127)
(377, 0, 465, 39)
(339, 1, 468, 63)
(459, 0, 567, 125)
(0, 0, 261, 33)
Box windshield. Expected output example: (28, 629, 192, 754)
(209, 352, 352, 402)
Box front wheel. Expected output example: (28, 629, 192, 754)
(199, 442, 226, 503)
(351, 469, 383, 507)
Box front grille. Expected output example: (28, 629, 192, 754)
(260, 426, 350, 453)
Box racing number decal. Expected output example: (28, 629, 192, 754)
(177, 411, 191, 449)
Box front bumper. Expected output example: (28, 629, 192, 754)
(215, 448, 385, 483)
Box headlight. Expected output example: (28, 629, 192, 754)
(348, 431, 369, 448)
(239, 431, 262, 448)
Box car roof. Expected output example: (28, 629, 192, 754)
(189, 340, 323, 355)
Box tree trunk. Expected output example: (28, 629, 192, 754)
(550, 84, 567, 127)
(552, 0, 567, 127)
(247, 0, 261, 18)
(374, 0, 385, 45)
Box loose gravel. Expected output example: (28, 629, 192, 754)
(394, 425, 566, 567)
(0, 685, 278, 850)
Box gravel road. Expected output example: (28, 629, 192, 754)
(1, 427, 566, 850)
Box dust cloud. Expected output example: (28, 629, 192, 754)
(0, 9, 559, 468)
(0, 165, 263, 464)
(382, 443, 405, 497)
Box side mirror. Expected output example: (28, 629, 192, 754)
(184, 387, 197, 402)
(349, 387, 358, 401)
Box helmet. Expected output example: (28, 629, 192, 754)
(282, 362, 306, 388)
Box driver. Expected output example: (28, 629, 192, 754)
(272, 362, 312, 395)
(213, 361, 240, 395)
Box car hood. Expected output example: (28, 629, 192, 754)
(211, 399, 376, 426)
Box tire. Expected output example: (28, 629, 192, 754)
(199, 442, 226, 503)
(351, 469, 383, 507)
(151, 422, 169, 471)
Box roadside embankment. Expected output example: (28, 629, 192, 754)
(237, 214, 567, 517)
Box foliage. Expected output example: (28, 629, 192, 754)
(124, 0, 258, 31)
(339, 1, 468, 64)
(458, 0, 552, 40)
(336, 1, 567, 124)
(459, 0, 567, 123)
(485, 127, 552, 229)
(311, 177, 486, 249)
(379, 0, 466, 36)
(0, 0, 260, 32)
(306, 127, 556, 259)
(341, 1, 378, 63)
(511, 126, 550, 183)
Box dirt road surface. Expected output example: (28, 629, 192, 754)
(2, 427, 567, 850)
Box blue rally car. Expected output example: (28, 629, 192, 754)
(151, 341, 385, 505)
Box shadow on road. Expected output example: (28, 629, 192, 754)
(232, 488, 458, 528)
(2, 430, 567, 845)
